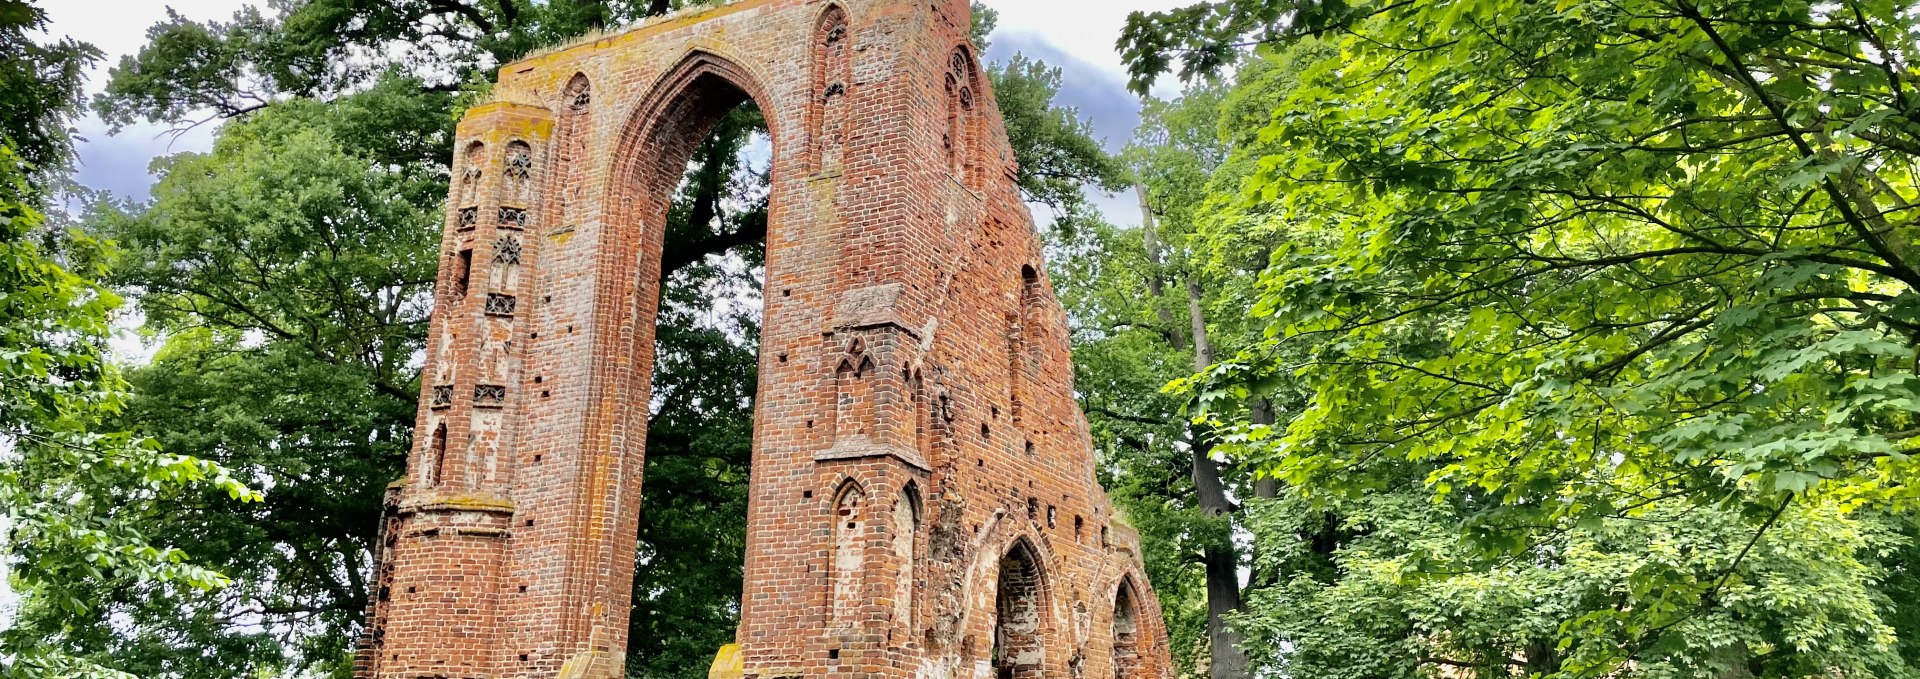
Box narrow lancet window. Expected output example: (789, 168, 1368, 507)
(1113, 579, 1143, 679)
(945, 47, 980, 186)
(555, 74, 593, 218)
(892, 485, 919, 629)
(427, 423, 449, 487)
(811, 5, 852, 171)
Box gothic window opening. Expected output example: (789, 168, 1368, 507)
(994, 540, 1046, 679)
(451, 249, 474, 300)
(556, 74, 593, 218)
(1013, 265, 1041, 423)
(891, 485, 919, 630)
(945, 47, 980, 186)
(832, 481, 867, 629)
(567, 74, 592, 110)
(494, 236, 522, 265)
(1113, 580, 1143, 679)
(485, 294, 518, 317)
(505, 141, 533, 182)
(497, 207, 529, 230)
(474, 384, 507, 407)
(460, 142, 485, 204)
(427, 423, 449, 487)
(811, 5, 852, 172)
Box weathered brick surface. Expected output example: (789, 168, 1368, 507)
(355, 2, 1174, 678)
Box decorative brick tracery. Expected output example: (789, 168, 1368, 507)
(356, 3, 1173, 679)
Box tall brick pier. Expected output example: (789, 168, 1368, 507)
(355, 1, 1175, 677)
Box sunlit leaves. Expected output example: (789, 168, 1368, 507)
(0, 139, 260, 678)
(1146, 0, 1920, 673)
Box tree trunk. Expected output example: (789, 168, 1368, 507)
(1523, 638, 1562, 677)
(1136, 184, 1189, 351)
(1187, 277, 1215, 369)
(1184, 265, 1250, 679)
(1250, 398, 1278, 500)
(1203, 532, 1250, 679)
(1712, 641, 1755, 679)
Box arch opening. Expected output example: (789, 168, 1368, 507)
(1113, 579, 1142, 679)
(994, 540, 1047, 679)
(893, 483, 921, 632)
(609, 56, 776, 677)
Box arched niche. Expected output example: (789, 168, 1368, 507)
(994, 538, 1048, 679)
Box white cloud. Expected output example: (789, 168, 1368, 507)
(48, 0, 257, 200)
(982, 0, 1187, 81)
(47, 0, 259, 79)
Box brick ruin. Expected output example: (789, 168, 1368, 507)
(354, 1, 1175, 677)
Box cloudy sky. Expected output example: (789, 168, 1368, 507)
(45, 0, 1188, 220)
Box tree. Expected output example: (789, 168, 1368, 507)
(0, 3, 260, 676)
(72, 84, 443, 679)
(1050, 214, 1213, 672)
(0, 145, 260, 679)
(1125, 85, 1258, 679)
(1053, 76, 1294, 677)
(1124, 0, 1920, 674)
(0, 0, 95, 180)
(972, 4, 1127, 228)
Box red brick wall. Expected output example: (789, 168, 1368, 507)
(355, 2, 1176, 678)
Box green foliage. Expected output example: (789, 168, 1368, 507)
(1243, 487, 1915, 679)
(0, 2, 260, 675)
(1049, 218, 1213, 669)
(0, 0, 97, 177)
(991, 54, 1127, 225)
(95, 0, 726, 130)
(1136, 0, 1920, 674)
(0, 143, 260, 678)
(64, 89, 442, 678)
(1117, 0, 1355, 94)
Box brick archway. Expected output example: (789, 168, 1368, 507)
(355, 2, 1175, 679)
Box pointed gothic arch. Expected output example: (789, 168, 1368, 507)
(892, 482, 921, 630)
(1112, 576, 1144, 679)
(994, 538, 1048, 679)
(359, 5, 1173, 678)
(810, 3, 853, 172)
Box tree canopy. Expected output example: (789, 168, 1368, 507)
(0, 4, 260, 678)
(1112, 0, 1920, 674)
(34, 0, 1920, 676)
